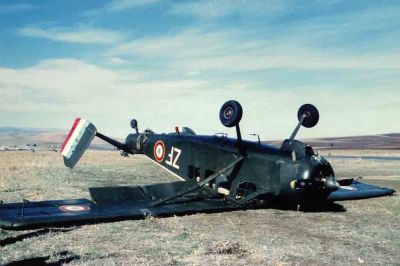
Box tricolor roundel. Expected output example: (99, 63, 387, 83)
(154, 140, 165, 162)
(59, 205, 91, 212)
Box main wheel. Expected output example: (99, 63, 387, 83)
(297, 104, 319, 128)
(219, 100, 243, 127)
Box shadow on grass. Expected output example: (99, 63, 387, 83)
(0, 201, 346, 232)
(261, 201, 346, 213)
(0, 228, 75, 247)
(4, 251, 80, 266)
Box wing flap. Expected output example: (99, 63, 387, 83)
(89, 181, 199, 204)
(326, 180, 395, 201)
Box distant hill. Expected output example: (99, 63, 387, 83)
(0, 127, 64, 146)
(0, 127, 60, 135)
(0, 127, 399, 150)
(267, 133, 400, 150)
(0, 127, 120, 150)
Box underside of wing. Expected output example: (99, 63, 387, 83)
(0, 181, 242, 230)
(326, 179, 395, 201)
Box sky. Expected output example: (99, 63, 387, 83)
(0, 0, 399, 140)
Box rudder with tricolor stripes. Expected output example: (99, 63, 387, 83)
(61, 118, 97, 168)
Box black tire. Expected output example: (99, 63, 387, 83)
(130, 119, 138, 129)
(219, 100, 243, 127)
(297, 104, 319, 128)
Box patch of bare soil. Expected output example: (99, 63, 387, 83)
(205, 240, 249, 257)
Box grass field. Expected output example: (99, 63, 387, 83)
(0, 150, 399, 265)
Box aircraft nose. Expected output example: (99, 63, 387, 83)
(290, 161, 338, 193)
(310, 158, 339, 192)
(323, 175, 340, 191)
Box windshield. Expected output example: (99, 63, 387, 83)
(305, 145, 317, 156)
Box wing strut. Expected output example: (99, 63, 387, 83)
(151, 155, 245, 207)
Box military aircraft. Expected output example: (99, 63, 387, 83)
(0, 101, 395, 230)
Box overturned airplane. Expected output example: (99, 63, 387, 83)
(0, 101, 395, 229)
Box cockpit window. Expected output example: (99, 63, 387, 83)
(305, 145, 316, 156)
(169, 127, 196, 136)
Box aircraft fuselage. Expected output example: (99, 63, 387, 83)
(125, 132, 332, 204)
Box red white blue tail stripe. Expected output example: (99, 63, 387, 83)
(61, 118, 97, 168)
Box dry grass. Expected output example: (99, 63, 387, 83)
(319, 149, 400, 157)
(318, 150, 400, 180)
(0, 150, 399, 265)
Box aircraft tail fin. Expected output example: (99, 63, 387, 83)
(61, 118, 97, 169)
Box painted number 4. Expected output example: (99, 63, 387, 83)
(165, 147, 181, 169)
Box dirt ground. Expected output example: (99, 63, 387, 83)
(0, 150, 399, 265)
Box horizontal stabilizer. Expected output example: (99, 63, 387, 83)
(326, 180, 395, 201)
(61, 118, 97, 168)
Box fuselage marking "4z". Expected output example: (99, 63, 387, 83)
(165, 147, 181, 169)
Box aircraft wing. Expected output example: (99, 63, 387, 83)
(0, 181, 242, 230)
(326, 179, 395, 201)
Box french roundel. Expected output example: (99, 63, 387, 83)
(59, 205, 91, 212)
(154, 140, 165, 162)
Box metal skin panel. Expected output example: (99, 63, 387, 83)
(137, 133, 290, 201)
(326, 182, 395, 201)
(89, 181, 201, 204)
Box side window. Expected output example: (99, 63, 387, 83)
(205, 169, 215, 186)
(187, 165, 195, 179)
(305, 145, 316, 156)
(187, 165, 201, 180)
(205, 169, 215, 177)
(235, 182, 257, 199)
